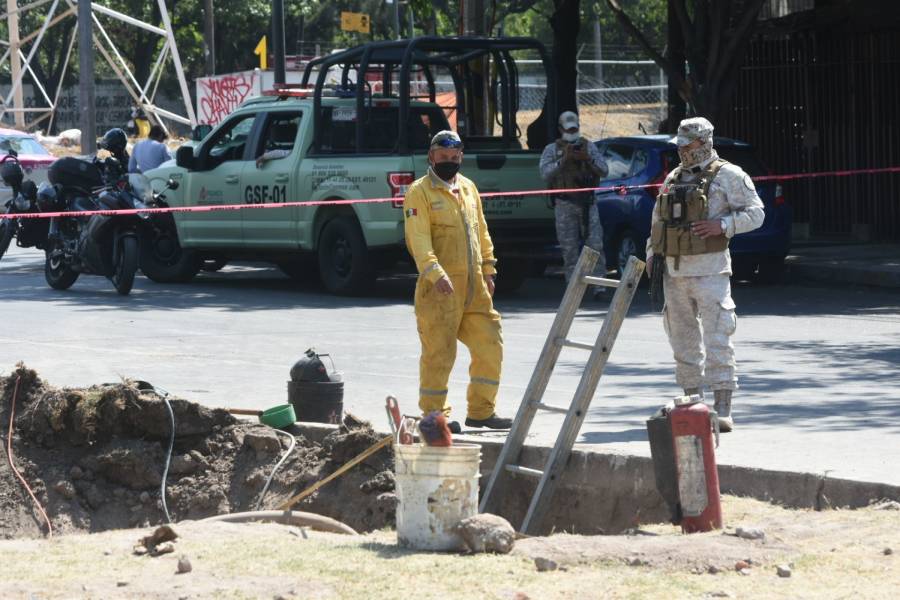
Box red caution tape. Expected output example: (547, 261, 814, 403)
(3, 165, 900, 221)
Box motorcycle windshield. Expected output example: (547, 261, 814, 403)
(128, 173, 153, 204)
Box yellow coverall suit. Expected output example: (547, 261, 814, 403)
(403, 170, 502, 420)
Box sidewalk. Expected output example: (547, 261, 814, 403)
(786, 243, 900, 289)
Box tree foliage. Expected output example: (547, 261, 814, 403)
(606, 0, 766, 121)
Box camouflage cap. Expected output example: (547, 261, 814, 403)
(558, 110, 579, 129)
(430, 130, 463, 149)
(675, 117, 714, 146)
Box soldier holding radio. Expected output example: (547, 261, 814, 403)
(540, 111, 609, 294)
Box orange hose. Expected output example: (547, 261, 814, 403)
(6, 375, 52, 538)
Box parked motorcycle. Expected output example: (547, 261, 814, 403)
(41, 155, 148, 295)
(0, 150, 48, 262)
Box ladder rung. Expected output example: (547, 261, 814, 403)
(535, 401, 569, 414)
(558, 338, 595, 351)
(505, 464, 544, 479)
(583, 276, 620, 288)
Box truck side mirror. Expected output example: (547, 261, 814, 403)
(175, 146, 195, 170)
(192, 124, 212, 141)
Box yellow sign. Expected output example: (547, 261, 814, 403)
(254, 35, 267, 70)
(341, 11, 370, 34)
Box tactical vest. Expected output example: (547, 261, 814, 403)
(650, 158, 729, 265)
(552, 137, 599, 202)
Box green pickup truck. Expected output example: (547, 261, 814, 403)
(143, 37, 558, 294)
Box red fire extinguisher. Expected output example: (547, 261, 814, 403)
(669, 394, 722, 533)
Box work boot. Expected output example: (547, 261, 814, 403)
(713, 389, 734, 433)
(465, 414, 513, 430)
(448, 421, 461, 434)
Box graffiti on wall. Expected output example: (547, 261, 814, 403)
(197, 71, 259, 126)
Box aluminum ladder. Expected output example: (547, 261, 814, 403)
(479, 247, 645, 534)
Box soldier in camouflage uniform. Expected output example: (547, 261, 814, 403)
(540, 111, 609, 294)
(646, 117, 764, 432)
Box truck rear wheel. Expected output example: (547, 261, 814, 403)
(494, 257, 529, 294)
(317, 217, 374, 295)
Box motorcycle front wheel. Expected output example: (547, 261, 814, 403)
(111, 235, 139, 295)
(0, 209, 15, 261)
(44, 248, 79, 290)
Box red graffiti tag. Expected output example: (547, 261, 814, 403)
(198, 72, 257, 126)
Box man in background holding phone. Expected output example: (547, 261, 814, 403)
(540, 111, 609, 296)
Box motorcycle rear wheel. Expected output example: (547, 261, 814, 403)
(111, 235, 139, 295)
(0, 209, 14, 261)
(44, 249, 79, 290)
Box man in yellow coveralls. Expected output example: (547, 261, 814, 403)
(403, 130, 512, 432)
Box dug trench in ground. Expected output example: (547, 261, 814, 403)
(0, 365, 396, 540)
(3, 365, 898, 542)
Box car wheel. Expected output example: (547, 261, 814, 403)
(317, 217, 374, 295)
(730, 256, 757, 282)
(140, 217, 202, 283)
(754, 256, 786, 285)
(615, 229, 646, 279)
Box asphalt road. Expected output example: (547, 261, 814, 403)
(2, 244, 899, 486)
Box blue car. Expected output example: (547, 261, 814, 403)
(593, 135, 793, 283)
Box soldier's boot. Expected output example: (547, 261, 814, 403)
(714, 389, 734, 433)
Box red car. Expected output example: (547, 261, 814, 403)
(0, 128, 56, 199)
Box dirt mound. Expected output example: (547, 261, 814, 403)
(0, 364, 396, 540)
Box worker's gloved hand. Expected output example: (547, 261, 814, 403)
(435, 276, 454, 296)
(484, 274, 495, 297)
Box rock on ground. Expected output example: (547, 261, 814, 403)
(455, 513, 516, 554)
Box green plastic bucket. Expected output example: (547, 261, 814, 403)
(259, 404, 296, 429)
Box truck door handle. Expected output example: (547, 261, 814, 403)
(274, 175, 289, 183)
(225, 175, 239, 184)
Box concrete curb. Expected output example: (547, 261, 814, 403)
(786, 260, 900, 289)
(293, 423, 900, 535)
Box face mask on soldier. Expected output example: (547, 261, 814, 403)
(562, 131, 580, 143)
(678, 138, 714, 169)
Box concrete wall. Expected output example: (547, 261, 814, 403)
(294, 423, 900, 535)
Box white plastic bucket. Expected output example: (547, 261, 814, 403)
(394, 443, 481, 551)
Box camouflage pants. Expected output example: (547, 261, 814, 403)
(554, 198, 605, 280)
(662, 272, 738, 391)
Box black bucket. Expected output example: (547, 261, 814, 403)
(288, 380, 344, 424)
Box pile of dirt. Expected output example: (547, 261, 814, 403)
(0, 364, 396, 540)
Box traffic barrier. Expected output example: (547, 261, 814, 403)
(3, 165, 900, 221)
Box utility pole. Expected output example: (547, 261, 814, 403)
(203, 0, 215, 76)
(272, 0, 286, 85)
(594, 17, 603, 85)
(7, 0, 25, 128)
(78, 0, 96, 153)
(391, 0, 401, 40)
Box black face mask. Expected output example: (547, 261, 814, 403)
(432, 161, 460, 181)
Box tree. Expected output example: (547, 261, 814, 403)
(526, 0, 581, 149)
(606, 0, 766, 123)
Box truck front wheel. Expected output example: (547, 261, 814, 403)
(318, 217, 374, 295)
(140, 217, 202, 283)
